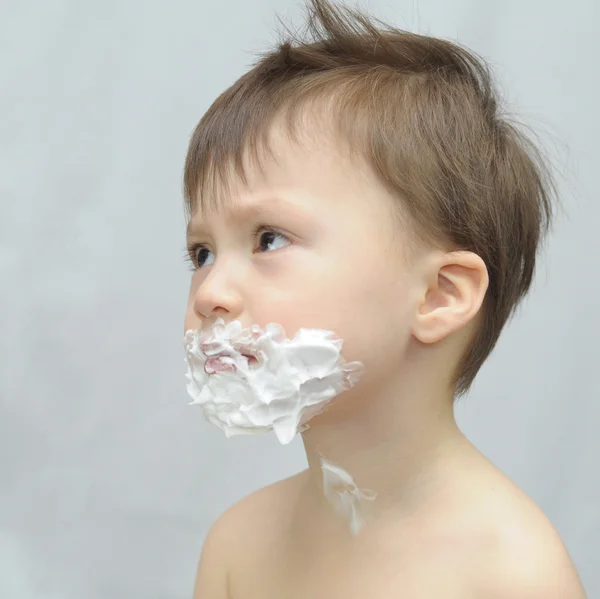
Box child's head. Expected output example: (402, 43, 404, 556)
(183, 0, 557, 401)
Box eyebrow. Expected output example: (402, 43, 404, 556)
(186, 196, 305, 237)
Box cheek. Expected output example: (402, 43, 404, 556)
(183, 288, 199, 334)
(337, 278, 414, 368)
(183, 308, 194, 336)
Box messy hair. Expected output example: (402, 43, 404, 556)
(183, 0, 559, 398)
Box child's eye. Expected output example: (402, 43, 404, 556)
(256, 229, 290, 253)
(183, 225, 291, 271)
(189, 245, 213, 269)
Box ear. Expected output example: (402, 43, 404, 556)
(412, 251, 489, 345)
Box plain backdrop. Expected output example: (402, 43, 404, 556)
(1, 0, 598, 597)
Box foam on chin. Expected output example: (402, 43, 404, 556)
(183, 317, 364, 444)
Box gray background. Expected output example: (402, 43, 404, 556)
(1, 0, 597, 597)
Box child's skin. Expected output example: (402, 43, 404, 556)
(185, 118, 587, 598)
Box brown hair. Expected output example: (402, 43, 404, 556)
(183, 0, 559, 398)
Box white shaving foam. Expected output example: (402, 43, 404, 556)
(320, 456, 377, 535)
(183, 318, 364, 445)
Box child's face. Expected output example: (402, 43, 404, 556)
(184, 125, 420, 398)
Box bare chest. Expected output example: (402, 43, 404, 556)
(244, 559, 471, 599)
(230, 523, 486, 599)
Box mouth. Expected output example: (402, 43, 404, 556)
(203, 350, 259, 375)
(232, 340, 262, 366)
(242, 353, 258, 364)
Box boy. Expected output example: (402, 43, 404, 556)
(182, 0, 587, 597)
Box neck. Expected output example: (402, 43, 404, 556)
(299, 375, 471, 526)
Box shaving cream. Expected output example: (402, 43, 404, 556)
(320, 456, 377, 535)
(183, 318, 364, 445)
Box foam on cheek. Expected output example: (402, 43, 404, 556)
(183, 317, 364, 444)
(320, 456, 377, 536)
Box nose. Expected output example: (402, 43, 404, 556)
(192, 260, 244, 323)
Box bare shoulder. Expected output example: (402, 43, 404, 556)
(193, 470, 307, 599)
(482, 501, 587, 598)
(451, 461, 588, 598)
(217, 468, 307, 551)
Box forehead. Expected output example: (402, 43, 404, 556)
(186, 127, 363, 232)
(185, 194, 313, 236)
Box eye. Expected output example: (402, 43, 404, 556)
(183, 225, 291, 271)
(193, 246, 215, 269)
(181, 244, 215, 270)
(256, 228, 291, 253)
